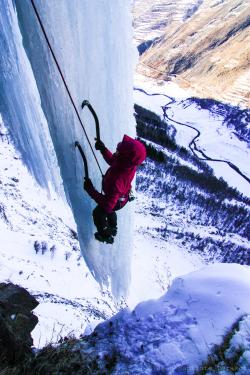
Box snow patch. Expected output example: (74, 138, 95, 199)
(80, 263, 250, 374)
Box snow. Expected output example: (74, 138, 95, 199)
(142, 137, 201, 172)
(78, 263, 250, 374)
(128, 231, 203, 308)
(134, 76, 250, 197)
(0, 0, 137, 298)
(135, 73, 193, 100)
(128, 191, 204, 308)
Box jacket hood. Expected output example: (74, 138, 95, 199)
(116, 135, 146, 167)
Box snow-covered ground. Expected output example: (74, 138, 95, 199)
(134, 74, 250, 197)
(128, 191, 204, 308)
(76, 263, 250, 374)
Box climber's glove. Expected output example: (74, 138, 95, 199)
(95, 138, 106, 153)
(84, 178, 94, 193)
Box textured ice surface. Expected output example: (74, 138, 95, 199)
(0, 0, 136, 298)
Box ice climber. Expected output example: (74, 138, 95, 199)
(84, 135, 146, 244)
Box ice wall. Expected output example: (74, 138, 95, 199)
(0, 0, 136, 298)
(0, 0, 62, 192)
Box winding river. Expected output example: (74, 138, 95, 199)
(134, 87, 250, 185)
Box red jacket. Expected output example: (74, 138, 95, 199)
(87, 135, 146, 213)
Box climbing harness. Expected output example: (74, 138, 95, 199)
(30, 0, 103, 177)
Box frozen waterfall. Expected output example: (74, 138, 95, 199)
(0, 0, 136, 298)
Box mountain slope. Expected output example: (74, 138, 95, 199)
(133, 0, 250, 108)
(134, 102, 250, 266)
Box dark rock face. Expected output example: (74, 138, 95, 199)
(0, 283, 39, 364)
(137, 36, 162, 55)
(209, 15, 250, 49)
(170, 54, 199, 75)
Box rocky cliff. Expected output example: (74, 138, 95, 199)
(0, 283, 38, 366)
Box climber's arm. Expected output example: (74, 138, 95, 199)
(84, 179, 120, 213)
(95, 139, 114, 165)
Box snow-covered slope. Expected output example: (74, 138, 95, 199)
(132, 0, 201, 45)
(73, 263, 250, 374)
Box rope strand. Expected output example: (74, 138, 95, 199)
(30, 0, 103, 176)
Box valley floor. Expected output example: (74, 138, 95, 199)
(134, 74, 250, 198)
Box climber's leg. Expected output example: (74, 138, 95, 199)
(92, 205, 114, 244)
(107, 212, 117, 236)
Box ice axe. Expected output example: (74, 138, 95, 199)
(81, 100, 101, 142)
(75, 141, 89, 180)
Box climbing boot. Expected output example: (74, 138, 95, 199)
(94, 232, 114, 244)
(110, 226, 117, 237)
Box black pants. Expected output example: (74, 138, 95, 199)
(92, 205, 117, 236)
